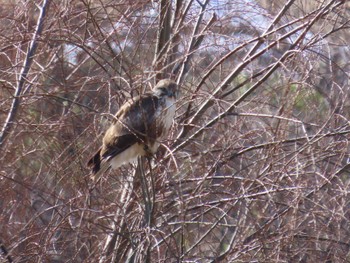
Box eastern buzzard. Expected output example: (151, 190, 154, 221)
(87, 79, 178, 176)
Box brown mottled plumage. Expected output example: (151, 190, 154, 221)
(87, 79, 178, 177)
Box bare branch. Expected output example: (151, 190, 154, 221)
(0, 0, 50, 148)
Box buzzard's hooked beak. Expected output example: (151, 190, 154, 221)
(163, 88, 176, 98)
(169, 87, 180, 99)
(169, 90, 177, 98)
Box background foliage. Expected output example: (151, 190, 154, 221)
(1, 0, 350, 262)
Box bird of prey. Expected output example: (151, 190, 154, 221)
(87, 79, 178, 177)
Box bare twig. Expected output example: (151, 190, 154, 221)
(0, 0, 50, 148)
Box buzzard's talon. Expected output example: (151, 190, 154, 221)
(144, 145, 155, 159)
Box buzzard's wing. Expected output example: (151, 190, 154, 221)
(87, 93, 160, 174)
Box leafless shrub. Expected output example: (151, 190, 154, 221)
(1, 0, 350, 262)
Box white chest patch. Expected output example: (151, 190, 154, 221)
(159, 97, 176, 136)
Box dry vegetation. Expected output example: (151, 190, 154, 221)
(1, 0, 350, 262)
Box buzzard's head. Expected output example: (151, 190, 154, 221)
(153, 79, 178, 99)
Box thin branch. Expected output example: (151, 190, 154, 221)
(177, 13, 217, 83)
(174, 0, 215, 83)
(0, 0, 50, 148)
(174, 0, 344, 151)
(176, 0, 344, 142)
(242, 159, 350, 246)
(154, 0, 173, 80)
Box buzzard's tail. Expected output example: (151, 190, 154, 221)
(87, 149, 111, 181)
(87, 149, 102, 174)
